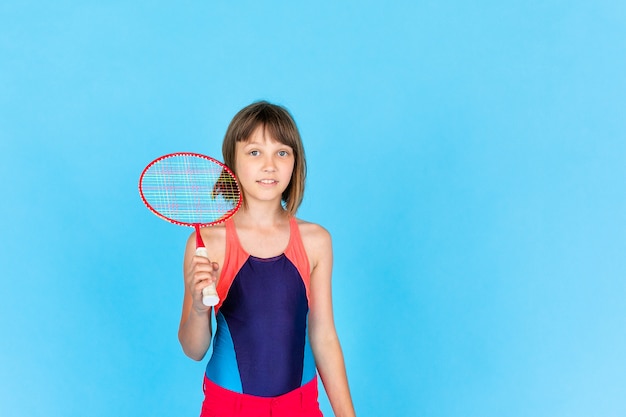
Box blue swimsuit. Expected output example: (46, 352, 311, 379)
(205, 218, 316, 397)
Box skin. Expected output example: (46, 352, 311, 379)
(178, 125, 356, 417)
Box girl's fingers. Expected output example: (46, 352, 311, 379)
(190, 264, 219, 289)
(186, 257, 220, 304)
(189, 257, 219, 273)
(188, 263, 218, 279)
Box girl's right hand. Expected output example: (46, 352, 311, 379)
(185, 254, 219, 313)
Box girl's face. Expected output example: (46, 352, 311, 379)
(234, 125, 295, 206)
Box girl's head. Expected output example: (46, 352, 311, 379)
(222, 101, 306, 216)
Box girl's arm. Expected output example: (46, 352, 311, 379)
(306, 224, 356, 417)
(178, 231, 219, 361)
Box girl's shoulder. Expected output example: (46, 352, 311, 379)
(186, 222, 228, 245)
(185, 223, 228, 260)
(295, 217, 332, 253)
(294, 218, 333, 277)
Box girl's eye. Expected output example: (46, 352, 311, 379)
(278, 150, 289, 157)
(249, 150, 260, 156)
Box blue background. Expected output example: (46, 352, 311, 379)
(1, 1, 625, 416)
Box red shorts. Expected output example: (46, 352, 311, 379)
(200, 375, 323, 417)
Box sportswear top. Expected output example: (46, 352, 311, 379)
(205, 217, 317, 397)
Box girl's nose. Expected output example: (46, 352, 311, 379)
(262, 155, 276, 172)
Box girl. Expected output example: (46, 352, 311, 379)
(178, 101, 356, 417)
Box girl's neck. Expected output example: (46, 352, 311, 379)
(234, 202, 289, 228)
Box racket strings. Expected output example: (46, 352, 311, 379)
(141, 155, 240, 225)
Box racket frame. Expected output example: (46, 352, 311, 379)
(138, 152, 242, 228)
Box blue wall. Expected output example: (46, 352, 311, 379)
(1, 1, 625, 416)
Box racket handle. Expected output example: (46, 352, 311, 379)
(195, 247, 220, 307)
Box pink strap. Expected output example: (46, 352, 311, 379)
(284, 217, 311, 303)
(214, 219, 248, 314)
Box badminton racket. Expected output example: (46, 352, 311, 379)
(138, 152, 242, 306)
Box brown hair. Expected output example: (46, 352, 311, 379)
(222, 101, 306, 216)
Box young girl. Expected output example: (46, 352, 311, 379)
(178, 101, 356, 417)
